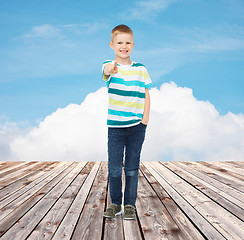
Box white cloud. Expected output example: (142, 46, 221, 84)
(2, 21, 109, 80)
(21, 22, 108, 39)
(143, 82, 244, 161)
(1, 82, 244, 162)
(9, 88, 108, 161)
(0, 116, 30, 161)
(61, 22, 108, 35)
(122, 0, 178, 21)
(22, 24, 62, 39)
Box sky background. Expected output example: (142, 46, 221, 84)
(0, 0, 244, 161)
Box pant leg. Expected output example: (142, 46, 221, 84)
(124, 123, 147, 206)
(108, 127, 126, 205)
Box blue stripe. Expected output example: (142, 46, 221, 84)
(110, 77, 145, 87)
(108, 109, 143, 118)
(107, 119, 141, 126)
(108, 88, 145, 98)
(145, 82, 153, 89)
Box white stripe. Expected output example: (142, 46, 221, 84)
(145, 77, 152, 85)
(109, 83, 145, 94)
(108, 114, 140, 121)
(112, 73, 146, 82)
(109, 94, 145, 104)
(109, 104, 144, 114)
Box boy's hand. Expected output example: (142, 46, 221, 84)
(104, 61, 118, 75)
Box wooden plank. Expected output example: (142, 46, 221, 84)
(143, 162, 225, 240)
(0, 161, 38, 180)
(0, 162, 41, 188)
(214, 161, 244, 177)
(164, 162, 244, 221)
(71, 161, 108, 240)
(0, 162, 75, 236)
(155, 162, 244, 240)
(140, 163, 205, 240)
(199, 161, 244, 181)
(0, 162, 84, 240)
(122, 170, 143, 240)
(186, 161, 244, 193)
(136, 169, 182, 240)
(225, 161, 244, 168)
(123, 219, 142, 240)
(26, 162, 89, 240)
(0, 161, 57, 202)
(0, 162, 70, 222)
(174, 162, 244, 208)
(103, 167, 142, 240)
(0, 162, 26, 174)
(103, 178, 124, 240)
(0, 161, 242, 240)
(52, 162, 100, 240)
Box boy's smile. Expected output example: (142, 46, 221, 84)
(109, 33, 135, 64)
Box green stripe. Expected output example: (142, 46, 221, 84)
(108, 88, 145, 98)
(110, 77, 145, 87)
(131, 62, 145, 67)
(107, 119, 141, 126)
(103, 60, 112, 64)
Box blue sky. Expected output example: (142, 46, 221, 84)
(0, 0, 244, 127)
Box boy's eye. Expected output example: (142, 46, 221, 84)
(117, 42, 131, 44)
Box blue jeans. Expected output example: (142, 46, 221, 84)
(108, 122, 147, 206)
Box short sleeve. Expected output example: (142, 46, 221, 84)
(144, 67, 152, 89)
(102, 60, 112, 82)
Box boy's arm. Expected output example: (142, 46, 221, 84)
(141, 88, 150, 125)
(103, 61, 118, 79)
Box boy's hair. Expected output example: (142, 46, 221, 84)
(111, 24, 133, 41)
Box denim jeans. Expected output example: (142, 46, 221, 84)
(108, 122, 147, 206)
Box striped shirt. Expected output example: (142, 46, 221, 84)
(102, 60, 152, 128)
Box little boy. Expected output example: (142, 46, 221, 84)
(102, 24, 152, 220)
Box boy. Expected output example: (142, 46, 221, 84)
(102, 25, 152, 220)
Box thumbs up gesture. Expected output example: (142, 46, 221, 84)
(104, 61, 118, 76)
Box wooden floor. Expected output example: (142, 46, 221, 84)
(0, 161, 243, 240)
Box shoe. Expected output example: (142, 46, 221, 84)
(123, 205, 136, 220)
(103, 203, 122, 218)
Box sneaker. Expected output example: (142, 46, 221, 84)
(123, 205, 136, 220)
(103, 203, 122, 218)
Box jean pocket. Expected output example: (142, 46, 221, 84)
(140, 122, 147, 128)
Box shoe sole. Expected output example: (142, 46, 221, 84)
(103, 210, 123, 218)
(123, 216, 136, 220)
(115, 210, 123, 216)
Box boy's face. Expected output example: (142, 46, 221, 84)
(109, 33, 135, 62)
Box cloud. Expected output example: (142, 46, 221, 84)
(0, 116, 30, 161)
(134, 25, 244, 80)
(21, 22, 108, 39)
(122, 0, 178, 21)
(2, 21, 109, 80)
(144, 82, 244, 161)
(22, 24, 62, 39)
(9, 88, 108, 161)
(61, 22, 108, 35)
(1, 82, 244, 162)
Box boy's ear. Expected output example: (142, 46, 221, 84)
(109, 41, 113, 49)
